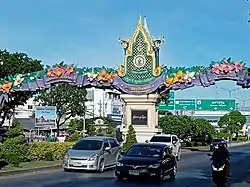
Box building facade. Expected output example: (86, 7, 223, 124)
(85, 87, 123, 125)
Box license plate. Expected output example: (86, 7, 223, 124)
(129, 170, 140, 175)
(73, 162, 82, 166)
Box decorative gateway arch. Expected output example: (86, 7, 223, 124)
(0, 17, 249, 142)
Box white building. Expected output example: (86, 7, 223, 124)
(85, 88, 123, 125)
(15, 97, 37, 118)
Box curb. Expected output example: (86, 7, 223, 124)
(1, 142, 249, 177)
(0, 164, 61, 177)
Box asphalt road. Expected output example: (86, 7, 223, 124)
(0, 145, 250, 187)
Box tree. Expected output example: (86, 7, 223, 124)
(123, 125, 137, 151)
(218, 110, 246, 138)
(159, 115, 215, 146)
(68, 119, 82, 135)
(87, 125, 96, 136)
(192, 118, 215, 144)
(0, 50, 43, 127)
(6, 118, 24, 138)
(35, 83, 87, 136)
(1, 118, 27, 166)
(159, 115, 193, 140)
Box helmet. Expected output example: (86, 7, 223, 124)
(218, 142, 226, 150)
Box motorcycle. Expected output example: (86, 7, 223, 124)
(207, 153, 231, 187)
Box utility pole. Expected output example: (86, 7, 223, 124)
(216, 87, 239, 98)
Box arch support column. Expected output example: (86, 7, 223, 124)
(121, 93, 161, 142)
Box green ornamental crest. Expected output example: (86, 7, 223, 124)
(117, 17, 163, 85)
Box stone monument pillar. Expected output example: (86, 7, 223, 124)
(113, 16, 164, 143)
(121, 93, 161, 142)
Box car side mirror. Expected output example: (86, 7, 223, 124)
(228, 153, 232, 156)
(207, 153, 212, 156)
(172, 140, 177, 144)
(145, 140, 149, 143)
(105, 146, 111, 151)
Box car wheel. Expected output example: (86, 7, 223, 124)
(169, 165, 177, 180)
(116, 174, 124, 181)
(156, 168, 165, 182)
(98, 159, 105, 173)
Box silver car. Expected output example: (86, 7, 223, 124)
(63, 136, 122, 172)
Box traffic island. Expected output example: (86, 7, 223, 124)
(0, 160, 61, 177)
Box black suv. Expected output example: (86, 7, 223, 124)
(115, 143, 177, 181)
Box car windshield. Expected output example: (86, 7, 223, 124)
(72, 140, 102, 150)
(150, 136, 171, 142)
(125, 146, 161, 158)
(212, 139, 224, 143)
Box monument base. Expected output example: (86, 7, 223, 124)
(121, 94, 161, 143)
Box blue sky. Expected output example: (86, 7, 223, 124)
(1, 0, 250, 105)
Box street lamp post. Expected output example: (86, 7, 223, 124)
(216, 87, 240, 98)
(233, 97, 250, 109)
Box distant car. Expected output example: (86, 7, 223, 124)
(148, 134, 182, 161)
(62, 136, 122, 172)
(210, 138, 228, 151)
(115, 143, 177, 181)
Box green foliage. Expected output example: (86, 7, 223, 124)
(88, 125, 96, 136)
(123, 125, 137, 151)
(68, 119, 82, 135)
(35, 83, 87, 135)
(96, 127, 103, 136)
(157, 91, 170, 104)
(44, 151, 54, 161)
(107, 125, 116, 137)
(218, 110, 246, 135)
(6, 118, 24, 138)
(27, 142, 75, 161)
(159, 115, 193, 140)
(192, 118, 215, 143)
(0, 50, 43, 127)
(213, 132, 232, 139)
(66, 131, 80, 142)
(159, 115, 215, 145)
(1, 135, 28, 167)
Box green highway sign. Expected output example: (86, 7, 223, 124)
(169, 91, 175, 99)
(196, 99, 236, 111)
(175, 99, 196, 110)
(157, 100, 174, 110)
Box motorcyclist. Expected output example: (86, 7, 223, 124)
(212, 142, 230, 181)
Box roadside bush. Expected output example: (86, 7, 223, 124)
(1, 135, 28, 167)
(44, 151, 54, 161)
(65, 132, 80, 142)
(27, 142, 75, 161)
(123, 125, 137, 152)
